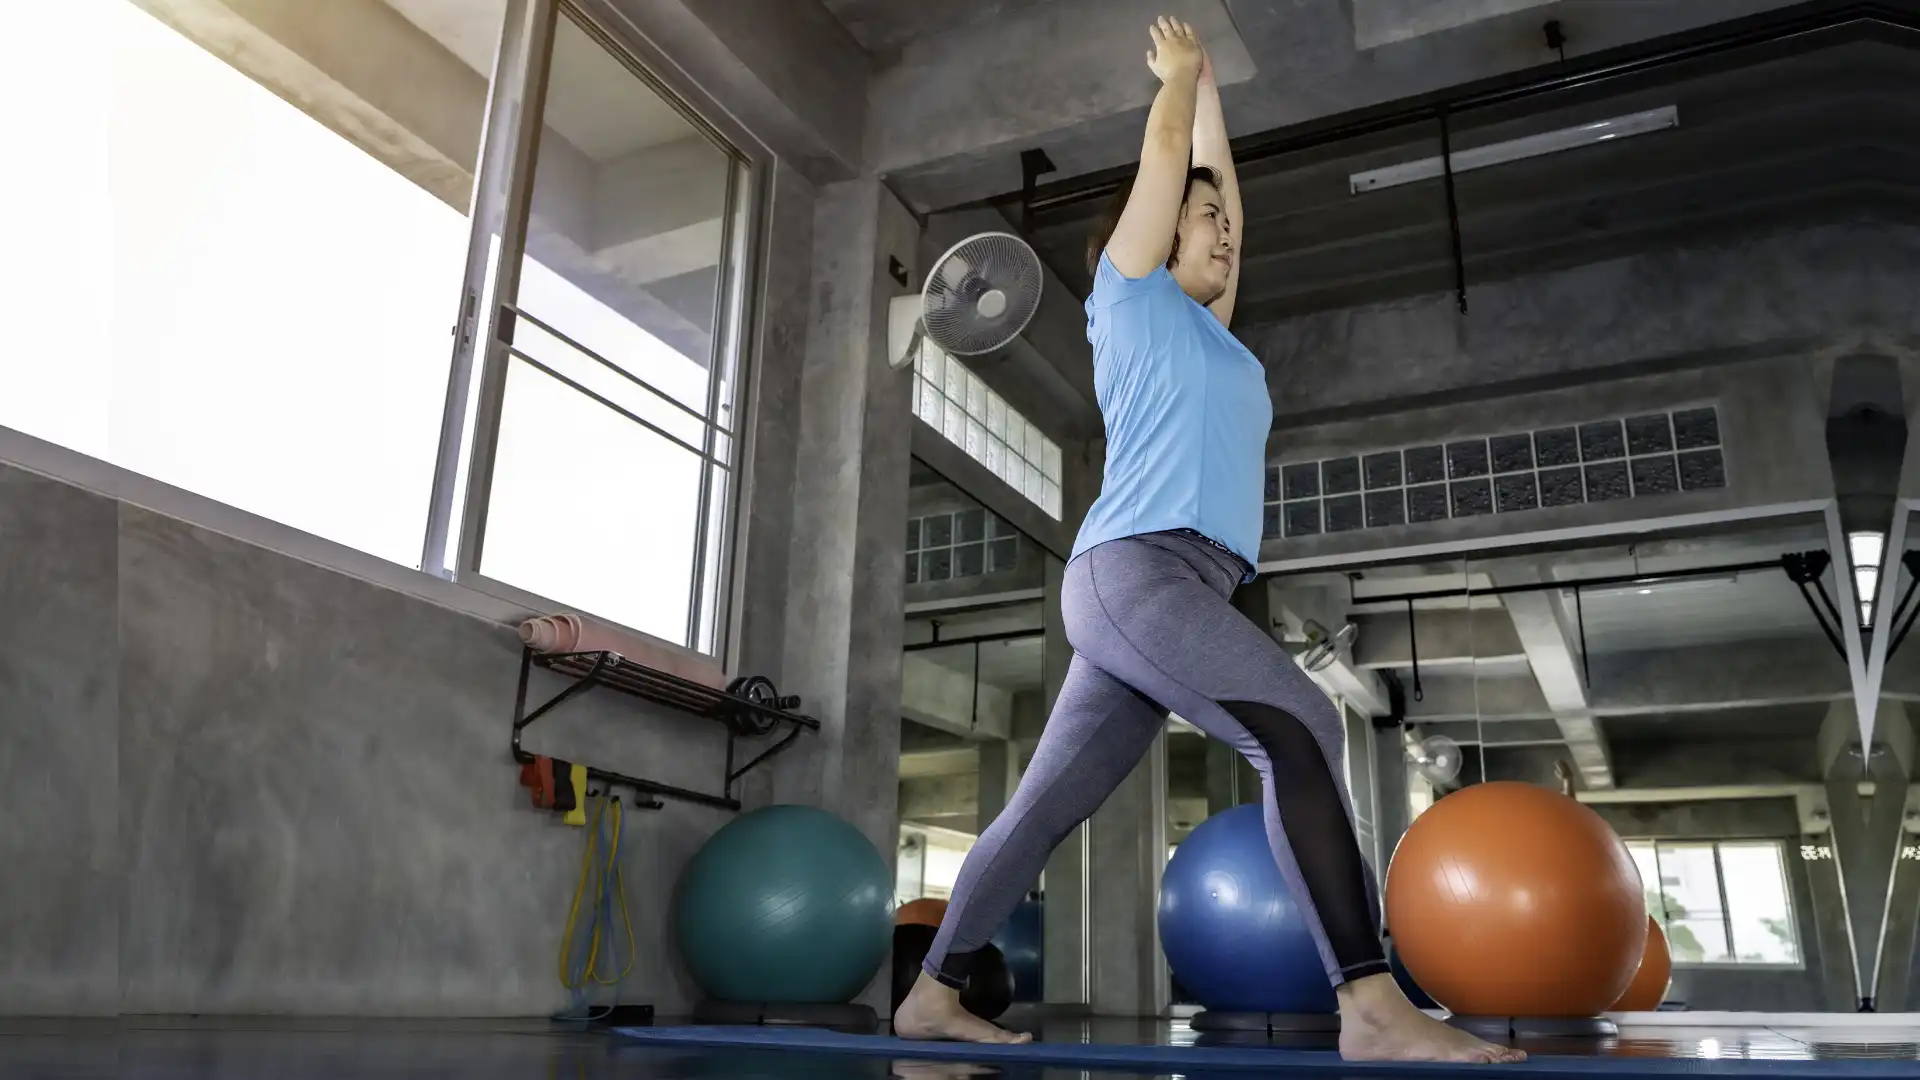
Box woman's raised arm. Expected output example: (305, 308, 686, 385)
(1104, 17, 1204, 279)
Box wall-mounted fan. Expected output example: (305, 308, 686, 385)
(1298, 619, 1358, 673)
(888, 232, 1044, 370)
(1404, 730, 1462, 788)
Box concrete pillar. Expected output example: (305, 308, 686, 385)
(1203, 735, 1261, 818)
(1374, 723, 1411, 874)
(1204, 737, 1238, 817)
(1037, 554, 1091, 1006)
(976, 738, 1017, 834)
(1871, 783, 1920, 1010)
(1802, 839, 1863, 1010)
(1820, 700, 1911, 1008)
(772, 178, 919, 1009)
(1088, 727, 1169, 1016)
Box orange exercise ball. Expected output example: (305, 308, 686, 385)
(895, 897, 949, 928)
(1385, 782, 1646, 1018)
(1611, 915, 1671, 1011)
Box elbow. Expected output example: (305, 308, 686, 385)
(1142, 124, 1189, 164)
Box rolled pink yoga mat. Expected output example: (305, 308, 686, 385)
(519, 613, 726, 689)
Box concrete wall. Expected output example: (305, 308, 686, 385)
(1881, 837, 1920, 1011)
(1, 461, 738, 1016)
(1250, 223, 1915, 426)
(0, 468, 119, 1015)
(1245, 222, 1920, 568)
(728, 161, 815, 685)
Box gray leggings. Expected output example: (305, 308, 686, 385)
(923, 530, 1388, 993)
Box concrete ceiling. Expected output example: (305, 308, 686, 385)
(1019, 35, 1920, 323)
(1603, 702, 1829, 742)
(381, 0, 507, 76)
(871, 0, 1836, 210)
(547, 13, 696, 161)
(821, 0, 1051, 54)
(383, 0, 700, 160)
(1275, 522, 1848, 787)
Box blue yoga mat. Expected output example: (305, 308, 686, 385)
(614, 1025, 1915, 1077)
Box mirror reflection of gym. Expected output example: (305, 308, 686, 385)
(1263, 514, 1869, 1013)
(895, 458, 1056, 1018)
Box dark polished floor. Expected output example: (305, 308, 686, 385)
(6, 1013, 1916, 1080)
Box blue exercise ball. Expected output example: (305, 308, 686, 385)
(991, 894, 1044, 1002)
(1159, 804, 1336, 1014)
(674, 805, 893, 1004)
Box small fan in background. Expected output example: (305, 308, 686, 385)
(1298, 619, 1358, 673)
(888, 232, 1045, 370)
(1404, 729, 1463, 789)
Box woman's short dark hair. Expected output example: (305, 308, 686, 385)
(1084, 164, 1223, 276)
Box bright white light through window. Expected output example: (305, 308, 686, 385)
(1628, 839, 1800, 966)
(912, 341, 1062, 519)
(3, 0, 737, 654)
(1849, 530, 1885, 571)
(1849, 530, 1887, 628)
(3, 0, 468, 565)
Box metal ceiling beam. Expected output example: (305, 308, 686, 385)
(1493, 565, 1616, 790)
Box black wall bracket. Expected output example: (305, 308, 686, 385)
(511, 649, 818, 812)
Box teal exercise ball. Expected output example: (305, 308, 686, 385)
(674, 804, 893, 1004)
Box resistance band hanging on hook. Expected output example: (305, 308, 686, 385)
(557, 796, 635, 1021)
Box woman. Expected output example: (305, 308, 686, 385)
(895, 19, 1524, 1065)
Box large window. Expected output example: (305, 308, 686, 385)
(5, 0, 484, 566)
(462, 7, 748, 652)
(912, 343, 1063, 519)
(1627, 840, 1801, 966)
(4, 0, 755, 658)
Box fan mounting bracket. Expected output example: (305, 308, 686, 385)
(1020, 148, 1057, 234)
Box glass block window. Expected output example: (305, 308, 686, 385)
(906, 509, 1019, 585)
(1264, 406, 1726, 540)
(912, 341, 1063, 518)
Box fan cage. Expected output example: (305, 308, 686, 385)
(922, 233, 1043, 356)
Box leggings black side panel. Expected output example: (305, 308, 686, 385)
(1222, 698, 1390, 982)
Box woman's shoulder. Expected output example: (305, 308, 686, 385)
(1088, 250, 1176, 309)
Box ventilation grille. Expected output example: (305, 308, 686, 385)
(1266, 407, 1725, 540)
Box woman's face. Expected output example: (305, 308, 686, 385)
(1170, 179, 1232, 305)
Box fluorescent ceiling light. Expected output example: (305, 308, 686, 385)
(1578, 573, 1739, 599)
(1848, 530, 1886, 573)
(1848, 529, 1887, 628)
(1349, 106, 1680, 194)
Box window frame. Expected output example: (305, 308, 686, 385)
(421, 0, 770, 665)
(1627, 837, 1805, 970)
(906, 509, 1019, 586)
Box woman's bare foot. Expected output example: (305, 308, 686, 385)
(893, 972, 1032, 1045)
(1337, 974, 1526, 1064)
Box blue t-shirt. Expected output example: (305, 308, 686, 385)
(1071, 252, 1272, 577)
